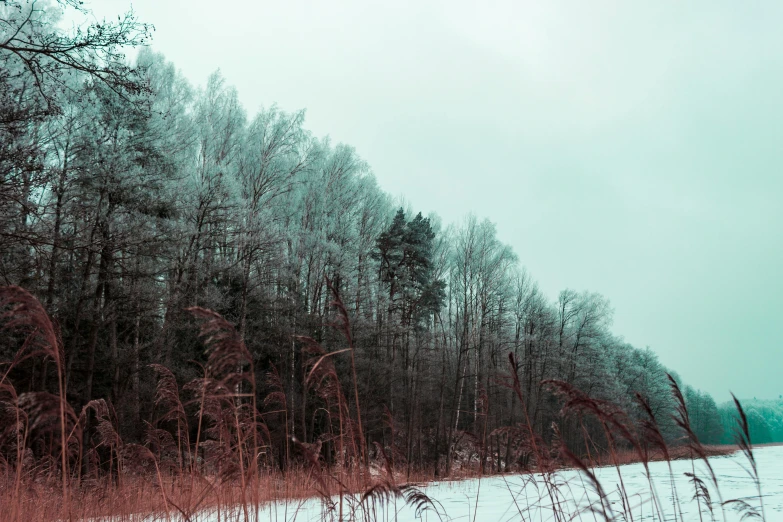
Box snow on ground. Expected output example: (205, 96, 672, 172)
(153, 445, 783, 521)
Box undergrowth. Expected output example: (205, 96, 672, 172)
(0, 285, 766, 521)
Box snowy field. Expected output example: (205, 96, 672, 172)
(143, 445, 783, 521)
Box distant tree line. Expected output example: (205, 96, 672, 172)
(720, 398, 783, 444)
(0, 0, 726, 475)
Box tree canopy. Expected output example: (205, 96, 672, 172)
(0, 1, 727, 476)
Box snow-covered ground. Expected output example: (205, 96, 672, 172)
(153, 445, 783, 521)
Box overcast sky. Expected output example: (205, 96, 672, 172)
(87, 0, 782, 402)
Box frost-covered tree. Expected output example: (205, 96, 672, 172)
(0, 1, 726, 474)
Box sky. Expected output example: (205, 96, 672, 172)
(83, 0, 782, 402)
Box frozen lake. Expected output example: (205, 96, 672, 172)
(149, 445, 783, 521)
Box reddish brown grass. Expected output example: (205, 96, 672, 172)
(0, 284, 764, 522)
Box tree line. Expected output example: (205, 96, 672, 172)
(1, 0, 726, 476)
(720, 398, 783, 444)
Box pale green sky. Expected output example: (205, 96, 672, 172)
(89, 0, 782, 401)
